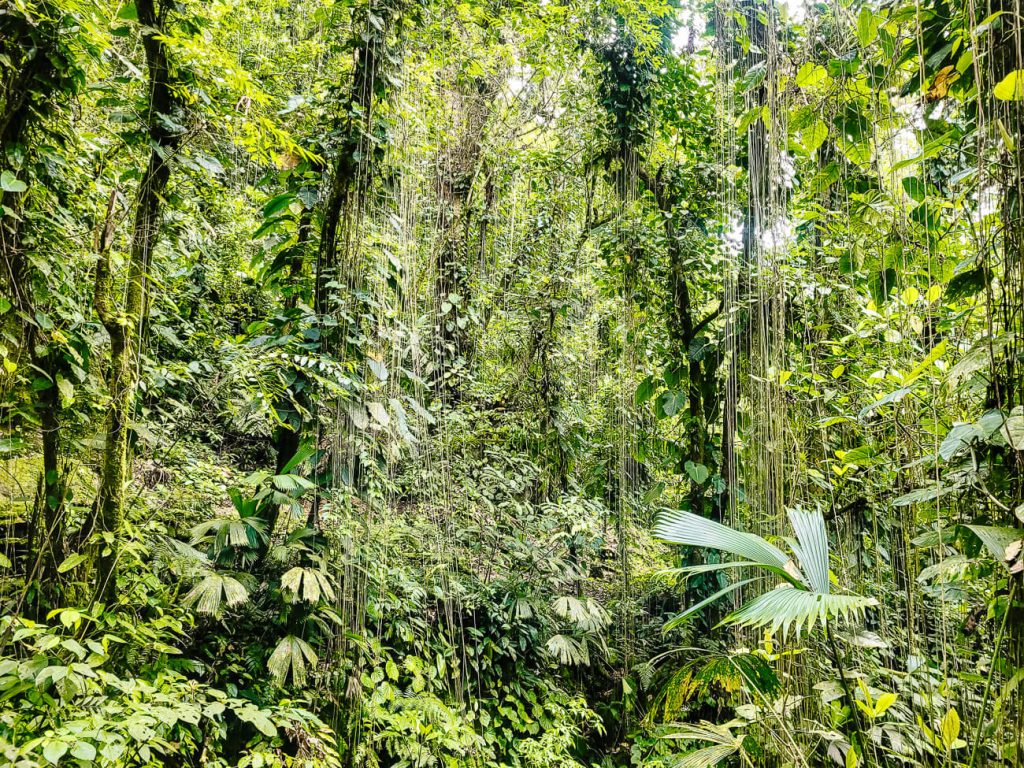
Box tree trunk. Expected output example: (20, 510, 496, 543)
(433, 78, 496, 403)
(0, 8, 71, 587)
(91, 0, 180, 598)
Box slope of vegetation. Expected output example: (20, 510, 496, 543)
(1, 0, 1022, 766)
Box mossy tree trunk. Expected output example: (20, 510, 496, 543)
(91, 0, 181, 597)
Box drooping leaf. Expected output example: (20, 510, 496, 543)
(856, 7, 879, 47)
(268, 634, 318, 687)
(0, 171, 27, 193)
(964, 525, 1023, 565)
(183, 573, 249, 616)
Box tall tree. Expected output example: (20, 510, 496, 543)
(0, 2, 91, 588)
(90, 0, 183, 595)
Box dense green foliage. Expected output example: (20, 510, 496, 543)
(1, 0, 1023, 766)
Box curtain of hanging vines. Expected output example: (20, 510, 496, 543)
(697, 0, 1024, 759)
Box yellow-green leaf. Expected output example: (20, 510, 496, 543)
(904, 339, 947, 385)
(58, 553, 87, 573)
(940, 708, 960, 748)
(857, 8, 879, 47)
(873, 692, 897, 717)
(795, 62, 827, 88)
(994, 70, 1024, 100)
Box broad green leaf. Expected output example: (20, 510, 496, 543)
(938, 422, 982, 461)
(71, 742, 97, 761)
(873, 692, 898, 717)
(994, 70, 1024, 100)
(58, 553, 87, 573)
(1001, 412, 1024, 449)
(56, 374, 74, 405)
(964, 525, 1022, 564)
(367, 357, 388, 381)
(262, 192, 296, 218)
(635, 376, 656, 405)
(43, 740, 68, 765)
(902, 176, 926, 202)
(367, 401, 390, 427)
(236, 705, 278, 737)
(0, 171, 27, 193)
(684, 461, 709, 484)
(893, 483, 955, 506)
(802, 119, 828, 153)
(857, 8, 879, 47)
(795, 62, 827, 88)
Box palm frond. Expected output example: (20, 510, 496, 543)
(655, 509, 791, 573)
(788, 506, 830, 593)
(658, 652, 779, 718)
(668, 744, 738, 768)
(183, 573, 249, 617)
(191, 516, 266, 554)
(281, 566, 337, 603)
(662, 720, 739, 746)
(723, 587, 877, 639)
(659, 561, 759, 582)
(552, 596, 610, 631)
(664, 578, 757, 632)
(662, 721, 743, 768)
(546, 633, 590, 666)
(268, 634, 318, 687)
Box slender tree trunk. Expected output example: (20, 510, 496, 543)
(0, 10, 69, 586)
(91, 0, 180, 597)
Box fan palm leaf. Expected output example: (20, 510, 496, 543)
(724, 586, 876, 639)
(655, 506, 875, 636)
